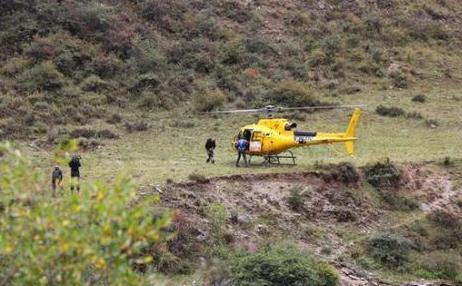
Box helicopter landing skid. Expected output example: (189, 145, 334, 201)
(249, 151, 297, 166)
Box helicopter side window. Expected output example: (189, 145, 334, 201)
(252, 131, 263, 141)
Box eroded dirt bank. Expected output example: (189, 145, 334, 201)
(140, 162, 462, 286)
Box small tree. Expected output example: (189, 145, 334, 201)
(205, 203, 227, 241)
(0, 141, 170, 285)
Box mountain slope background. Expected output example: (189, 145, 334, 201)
(1, 0, 462, 139)
(1, 1, 462, 285)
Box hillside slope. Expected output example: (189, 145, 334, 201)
(1, 0, 462, 139)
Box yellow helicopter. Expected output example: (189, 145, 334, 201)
(209, 105, 361, 165)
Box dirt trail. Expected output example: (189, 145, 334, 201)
(140, 163, 462, 286)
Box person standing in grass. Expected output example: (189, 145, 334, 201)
(205, 138, 216, 164)
(51, 166, 63, 197)
(69, 154, 81, 192)
(235, 136, 249, 167)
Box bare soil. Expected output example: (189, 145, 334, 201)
(140, 162, 462, 286)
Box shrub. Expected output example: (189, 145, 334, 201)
(287, 187, 304, 211)
(267, 80, 320, 107)
(1, 56, 30, 76)
(132, 73, 161, 94)
(106, 113, 122, 124)
(418, 253, 462, 282)
(376, 105, 406, 117)
(333, 207, 357, 222)
(64, 1, 113, 40)
(77, 137, 102, 151)
(188, 173, 208, 183)
(379, 191, 419, 211)
(366, 159, 402, 189)
(25, 36, 57, 63)
(18, 61, 66, 92)
(124, 121, 150, 132)
(227, 243, 338, 286)
(205, 203, 227, 241)
(367, 232, 415, 268)
(406, 111, 423, 119)
(138, 90, 173, 110)
(331, 162, 360, 184)
(412, 94, 426, 103)
(141, 0, 188, 32)
(0, 141, 170, 285)
(218, 1, 256, 23)
(194, 88, 227, 112)
(245, 38, 276, 55)
(69, 128, 118, 139)
(309, 48, 328, 67)
(81, 75, 111, 93)
(97, 129, 119, 139)
(389, 70, 408, 88)
(428, 210, 462, 230)
(442, 156, 453, 167)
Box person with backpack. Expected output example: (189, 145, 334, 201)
(235, 136, 249, 167)
(69, 154, 81, 192)
(51, 166, 63, 197)
(205, 138, 216, 164)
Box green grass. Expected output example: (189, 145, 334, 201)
(22, 86, 462, 186)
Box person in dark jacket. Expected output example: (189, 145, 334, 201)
(51, 166, 63, 197)
(205, 138, 216, 164)
(235, 137, 249, 167)
(69, 154, 81, 192)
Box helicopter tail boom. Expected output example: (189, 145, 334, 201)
(344, 108, 361, 154)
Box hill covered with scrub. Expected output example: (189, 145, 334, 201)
(1, 0, 462, 139)
(2, 1, 462, 285)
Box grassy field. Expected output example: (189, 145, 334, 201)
(22, 85, 462, 186)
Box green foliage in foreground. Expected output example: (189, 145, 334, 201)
(367, 232, 415, 268)
(0, 142, 170, 285)
(226, 243, 338, 286)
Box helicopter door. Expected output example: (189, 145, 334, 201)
(249, 131, 263, 152)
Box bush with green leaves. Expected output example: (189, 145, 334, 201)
(194, 88, 227, 112)
(287, 187, 305, 211)
(378, 190, 418, 211)
(17, 61, 66, 92)
(0, 141, 170, 285)
(205, 203, 227, 241)
(266, 80, 320, 107)
(367, 232, 415, 268)
(417, 253, 462, 282)
(331, 162, 360, 184)
(226, 243, 338, 286)
(365, 159, 402, 189)
(375, 105, 406, 117)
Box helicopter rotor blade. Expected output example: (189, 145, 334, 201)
(203, 108, 262, 114)
(280, 104, 366, 111)
(202, 104, 365, 115)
